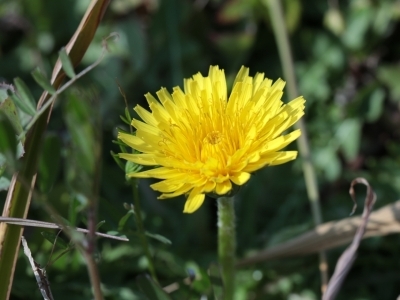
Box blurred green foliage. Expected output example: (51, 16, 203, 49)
(1, 0, 400, 299)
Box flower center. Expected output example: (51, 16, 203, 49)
(205, 131, 223, 145)
(200, 131, 228, 166)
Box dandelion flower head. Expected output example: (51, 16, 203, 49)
(119, 66, 305, 213)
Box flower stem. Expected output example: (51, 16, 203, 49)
(131, 179, 158, 283)
(218, 196, 236, 300)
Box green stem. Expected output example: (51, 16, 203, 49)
(131, 179, 158, 283)
(266, 0, 328, 290)
(218, 196, 236, 300)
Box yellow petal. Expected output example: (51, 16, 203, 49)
(233, 66, 249, 86)
(137, 167, 183, 179)
(203, 181, 216, 193)
(118, 132, 152, 153)
(144, 92, 159, 107)
(131, 119, 160, 136)
(261, 129, 301, 153)
(269, 151, 298, 166)
(216, 180, 232, 195)
(134, 105, 158, 126)
(183, 188, 205, 213)
(230, 172, 251, 185)
(158, 183, 193, 199)
(119, 153, 157, 166)
(151, 180, 185, 192)
(243, 151, 297, 172)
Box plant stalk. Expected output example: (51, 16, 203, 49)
(266, 0, 328, 291)
(218, 196, 236, 300)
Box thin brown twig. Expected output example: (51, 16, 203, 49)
(21, 236, 54, 300)
(0, 217, 129, 242)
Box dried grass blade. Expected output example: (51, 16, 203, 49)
(322, 177, 377, 300)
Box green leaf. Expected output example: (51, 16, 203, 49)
(0, 112, 18, 171)
(0, 177, 11, 192)
(0, 87, 8, 102)
(377, 65, 400, 100)
(7, 90, 36, 116)
(341, 8, 373, 50)
(336, 118, 361, 162)
(0, 98, 23, 136)
(31, 67, 57, 95)
(118, 210, 134, 231)
(38, 133, 62, 193)
(145, 232, 172, 245)
(324, 8, 345, 35)
(16, 141, 24, 159)
(13, 78, 36, 115)
(59, 47, 76, 79)
(136, 275, 172, 300)
(366, 88, 385, 122)
(41, 231, 69, 250)
(314, 147, 341, 181)
(0, 99, 25, 156)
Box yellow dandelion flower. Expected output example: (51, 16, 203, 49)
(119, 66, 305, 213)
